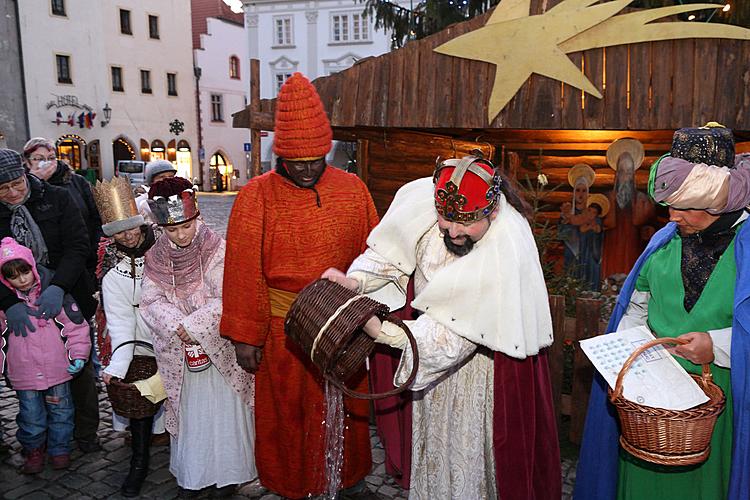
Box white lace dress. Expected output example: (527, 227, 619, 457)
(140, 237, 257, 490)
(350, 223, 497, 500)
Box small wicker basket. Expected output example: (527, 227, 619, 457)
(106, 340, 163, 419)
(609, 337, 726, 466)
(285, 279, 419, 400)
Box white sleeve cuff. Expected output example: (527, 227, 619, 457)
(707, 327, 732, 368)
(373, 320, 408, 349)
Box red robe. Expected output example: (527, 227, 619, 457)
(221, 168, 379, 498)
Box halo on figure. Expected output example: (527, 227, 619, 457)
(587, 193, 610, 217)
(607, 138, 645, 171)
(568, 163, 596, 188)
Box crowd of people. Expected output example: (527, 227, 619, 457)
(0, 71, 748, 500)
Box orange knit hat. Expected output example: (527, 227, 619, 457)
(273, 72, 333, 161)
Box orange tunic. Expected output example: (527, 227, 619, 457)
(221, 167, 379, 498)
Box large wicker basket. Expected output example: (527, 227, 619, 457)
(106, 340, 163, 419)
(609, 337, 726, 466)
(285, 279, 419, 400)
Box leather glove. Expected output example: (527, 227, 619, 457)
(6, 302, 35, 337)
(32, 285, 64, 320)
(67, 359, 85, 375)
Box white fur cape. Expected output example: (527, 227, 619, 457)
(359, 177, 553, 358)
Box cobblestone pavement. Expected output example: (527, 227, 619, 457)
(0, 192, 577, 499)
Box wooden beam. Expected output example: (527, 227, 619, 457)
(250, 59, 262, 178)
(570, 298, 601, 445)
(232, 108, 274, 129)
(548, 295, 566, 425)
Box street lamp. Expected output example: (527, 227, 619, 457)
(101, 103, 112, 127)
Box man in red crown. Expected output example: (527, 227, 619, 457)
(220, 73, 379, 498)
(324, 155, 561, 499)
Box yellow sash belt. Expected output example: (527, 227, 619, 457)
(269, 287, 298, 318)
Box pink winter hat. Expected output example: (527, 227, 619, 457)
(0, 237, 39, 291)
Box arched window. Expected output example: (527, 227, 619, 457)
(229, 56, 240, 79)
(150, 139, 166, 161)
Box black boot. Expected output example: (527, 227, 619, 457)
(121, 416, 153, 497)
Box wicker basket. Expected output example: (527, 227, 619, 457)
(609, 337, 726, 466)
(285, 279, 419, 400)
(106, 340, 163, 419)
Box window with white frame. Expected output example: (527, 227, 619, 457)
(269, 56, 298, 95)
(323, 53, 360, 76)
(330, 12, 369, 43)
(210, 94, 224, 122)
(275, 73, 292, 94)
(274, 16, 293, 46)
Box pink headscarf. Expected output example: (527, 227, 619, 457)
(143, 222, 222, 299)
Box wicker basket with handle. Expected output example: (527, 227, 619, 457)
(609, 337, 726, 466)
(285, 279, 419, 400)
(106, 340, 163, 419)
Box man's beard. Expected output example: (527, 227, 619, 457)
(443, 232, 475, 256)
(615, 170, 635, 209)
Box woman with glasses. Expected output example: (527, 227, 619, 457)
(22, 138, 102, 281)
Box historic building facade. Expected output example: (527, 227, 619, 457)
(18, 0, 198, 180)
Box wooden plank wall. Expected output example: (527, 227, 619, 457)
(360, 130, 495, 215)
(355, 128, 675, 226)
(274, 8, 750, 132)
(488, 130, 674, 224)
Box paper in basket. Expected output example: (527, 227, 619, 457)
(580, 326, 709, 410)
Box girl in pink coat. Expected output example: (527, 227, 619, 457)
(0, 237, 90, 473)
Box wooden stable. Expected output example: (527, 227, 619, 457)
(234, 0, 750, 435)
(236, 5, 750, 219)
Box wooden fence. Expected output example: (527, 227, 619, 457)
(548, 295, 608, 444)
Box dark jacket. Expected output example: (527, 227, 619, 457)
(47, 161, 103, 276)
(0, 174, 97, 317)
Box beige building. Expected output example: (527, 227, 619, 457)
(18, 0, 198, 180)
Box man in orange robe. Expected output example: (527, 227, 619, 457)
(220, 73, 379, 499)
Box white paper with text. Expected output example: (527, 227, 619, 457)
(580, 326, 709, 410)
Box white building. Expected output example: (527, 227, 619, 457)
(241, 0, 400, 171)
(18, 0, 198, 181)
(194, 14, 250, 191)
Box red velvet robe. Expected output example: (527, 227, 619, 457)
(221, 168, 379, 498)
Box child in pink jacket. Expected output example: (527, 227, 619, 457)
(0, 237, 90, 473)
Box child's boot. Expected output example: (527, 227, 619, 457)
(21, 448, 45, 474)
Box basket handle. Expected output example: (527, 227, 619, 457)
(111, 339, 155, 355)
(325, 315, 420, 400)
(610, 337, 712, 403)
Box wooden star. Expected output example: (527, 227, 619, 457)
(434, 0, 750, 122)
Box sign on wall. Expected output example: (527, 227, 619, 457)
(46, 94, 96, 129)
